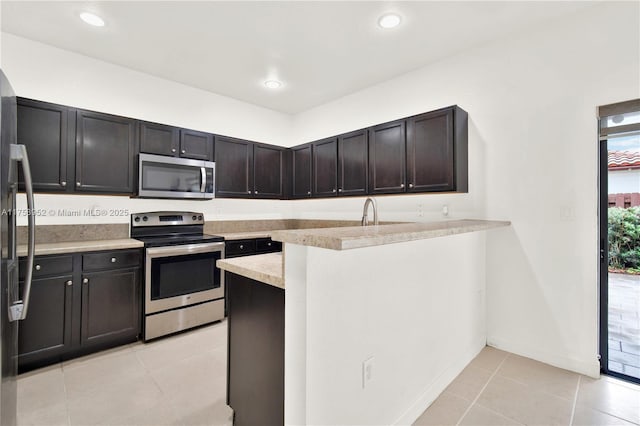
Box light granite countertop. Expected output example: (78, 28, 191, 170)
(217, 252, 284, 289)
(17, 238, 144, 257)
(271, 219, 511, 250)
(215, 231, 274, 240)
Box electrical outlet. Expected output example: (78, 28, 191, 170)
(362, 357, 374, 388)
(417, 204, 424, 217)
(442, 205, 449, 216)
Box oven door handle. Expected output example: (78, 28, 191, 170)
(146, 242, 225, 258)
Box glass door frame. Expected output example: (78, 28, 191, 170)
(598, 99, 640, 385)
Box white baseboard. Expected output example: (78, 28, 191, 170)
(392, 338, 486, 425)
(487, 336, 600, 378)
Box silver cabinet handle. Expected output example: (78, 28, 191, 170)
(9, 144, 35, 322)
(35, 264, 41, 271)
(181, 149, 186, 154)
(332, 188, 336, 193)
(255, 190, 259, 194)
(307, 191, 311, 195)
(267, 242, 272, 246)
(409, 183, 414, 188)
(83, 278, 89, 284)
(200, 167, 206, 193)
(61, 181, 67, 187)
(338, 188, 343, 193)
(247, 190, 251, 194)
(171, 148, 176, 153)
(111, 257, 117, 263)
(66, 280, 73, 287)
(400, 183, 405, 188)
(77, 181, 81, 186)
(239, 245, 244, 249)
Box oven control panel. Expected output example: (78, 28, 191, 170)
(131, 211, 204, 227)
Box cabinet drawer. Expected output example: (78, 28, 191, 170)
(19, 255, 73, 280)
(225, 240, 256, 257)
(82, 249, 142, 271)
(255, 238, 281, 253)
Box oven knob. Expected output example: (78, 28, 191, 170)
(198, 215, 203, 220)
(142, 216, 148, 222)
(192, 215, 197, 221)
(134, 216, 140, 222)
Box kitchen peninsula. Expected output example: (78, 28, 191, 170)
(217, 219, 510, 425)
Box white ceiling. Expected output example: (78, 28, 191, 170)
(2, 1, 595, 114)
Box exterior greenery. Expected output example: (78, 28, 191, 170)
(608, 206, 640, 271)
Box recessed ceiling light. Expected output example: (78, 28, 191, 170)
(264, 80, 282, 89)
(80, 12, 105, 27)
(378, 13, 401, 29)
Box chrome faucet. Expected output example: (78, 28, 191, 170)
(361, 197, 379, 226)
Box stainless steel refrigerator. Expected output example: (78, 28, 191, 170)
(0, 69, 35, 426)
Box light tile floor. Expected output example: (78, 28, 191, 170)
(18, 325, 640, 426)
(17, 320, 232, 426)
(415, 347, 640, 426)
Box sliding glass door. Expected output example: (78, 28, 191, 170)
(599, 100, 640, 384)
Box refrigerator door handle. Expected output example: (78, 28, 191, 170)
(8, 144, 35, 322)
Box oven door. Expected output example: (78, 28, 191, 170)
(145, 242, 224, 314)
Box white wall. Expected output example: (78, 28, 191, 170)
(609, 169, 640, 194)
(288, 1, 640, 377)
(284, 232, 487, 425)
(0, 34, 294, 225)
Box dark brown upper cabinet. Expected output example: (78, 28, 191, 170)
(17, 98, 75, 192)
(216, 137, 284, 199)
(75, 110, 137, 194)
(139, 121, 179, 157)
(407, 106, 468, 193)
(140, 123, 213, 161)
(215, 136, 253, 197)
(312, 137, 338, 197)
(338, 129, 368, 196)
(180, 129, 214, 161)
(254, 143, 284, 199)
(368, 119, 406, 194)
(406, 108, 453, 192)
(291, 144, 312, 198)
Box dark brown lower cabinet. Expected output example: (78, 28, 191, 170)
(227, 273, 284, 426)
(18, 249, 142, 372)
(17, 275, 74, 371)
(81, 268, 140, 348)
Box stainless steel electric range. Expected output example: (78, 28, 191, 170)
(131, 211, 225, 341)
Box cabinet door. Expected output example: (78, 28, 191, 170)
(18, 275, 73, 370)
(75, 110, 136, 193)
(406, 109, 454, 192)
(180, 129, 214, 161)
(140, 121, 179, 157)
(292, 144, 312, 198)
(338, 129, 368, 196)
(368, 120, 406, 194)
(254, 144, 283, 199)
(17, 98, 73, 192)
(216, 136, 253, 197)
(81, 268, 140, 348)
(312, 137, 337, 197)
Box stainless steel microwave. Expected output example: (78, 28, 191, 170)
(138, 153, 215, 199)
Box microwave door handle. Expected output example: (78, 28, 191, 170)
(9, 144, 35, 322)
(200, 167, 206, 193)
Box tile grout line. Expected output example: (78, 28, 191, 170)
(568, 374, 581, 426)
(454, 353, 511, 426)
(60, 362, 72, 426)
